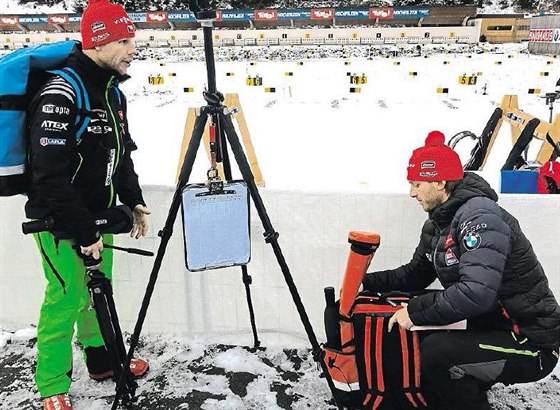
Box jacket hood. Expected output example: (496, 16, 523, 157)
(430, 172, 499, 227)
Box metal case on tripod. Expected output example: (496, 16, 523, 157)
(181, 180, 250, 271)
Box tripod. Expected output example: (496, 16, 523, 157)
(83, 254, 138, 404)
(112, 7, 343, 410)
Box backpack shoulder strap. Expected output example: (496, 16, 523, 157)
(47, 67, 91, 140)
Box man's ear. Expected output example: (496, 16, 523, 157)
(436, 180, 447, 191)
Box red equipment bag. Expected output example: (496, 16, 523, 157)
(321, 231, 428, 410)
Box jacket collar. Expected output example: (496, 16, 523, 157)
(68, 42, 130, 88)
(429, 172, 499, 228)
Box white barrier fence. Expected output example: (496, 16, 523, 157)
(0, 26, 479, 50)
(1, 186, 558, 347)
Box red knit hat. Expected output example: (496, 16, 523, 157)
(80, 0, 135, 49)
(407, 131, 464, 182)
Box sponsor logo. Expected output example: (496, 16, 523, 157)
(505, 112, 525, 124)
(127, 24, 135, 33)
(1, 16, 19, 25)
(147, 12, 167, 23)
(463, 232, 481, 251)
(311, 9, 334, 19)
(408, 163, 415, 168)
(105, 149, 116, 186)
(91, 108, 107, 122)
(254, 10, 278, 20)
(419, 171, 438, 177)
(87, 125, 113, 134)
(369, 8, 393, 19)
(91, 21, 106, 32)
(48, 15, 68, 24)
(92, 33, 110, 43)
(425, 252, 433, 262)
(529, 29, 553, 43)
(445, 248, 459, 266)
(41, 120, 68, 131)
(444, 234, 455, 248)
(421, 160, 435, 169)
(95, 219, 108, 226)
(41, 104, 70, 115)
(40, 137, 65, 146)
(114, 16, 133, 25)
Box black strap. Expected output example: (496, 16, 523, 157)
(0, 94, 27, 111)
(545, 133, 560, 159)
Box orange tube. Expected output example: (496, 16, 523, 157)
(339, 231, 380, 352)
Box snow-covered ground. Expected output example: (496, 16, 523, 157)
(1, 39, 560, 409)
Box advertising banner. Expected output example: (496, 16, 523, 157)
(393, 7, 430, 19)
(128, 12, 147, 23)
(69, 14, 81, 23)
(369, 8, 393, 20)
(47, 15, 68, 25)
(529, 29, 554, 42)
(335, 9, 370, 19)
(311, 8, 334, 20)
(220, 10, 252, 21)
(0, 16, 19, 25)
(254, 9, 278, 21)
(18, 16, 47, 24)
(278, 9, 310, 20)
(146, 11, 167, 23)
(167, 10, 196, 22)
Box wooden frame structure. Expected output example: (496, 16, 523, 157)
(176, 93, 265, 186)
(479, 94, 560, 170)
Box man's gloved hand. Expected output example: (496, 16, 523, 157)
(130, 204, 151, 239)
(80, 236, 104, 260)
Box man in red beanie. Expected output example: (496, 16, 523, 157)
(363, 131, 559, 409)
(24, 1, 150, 409)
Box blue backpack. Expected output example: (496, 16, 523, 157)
(0, 40, 91, 196)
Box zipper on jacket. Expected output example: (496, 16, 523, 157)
(104, 76, 121, 207)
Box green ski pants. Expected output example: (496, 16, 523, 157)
(34, 232, 113, 398)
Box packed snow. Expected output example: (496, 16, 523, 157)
(1, 38, 560, 409)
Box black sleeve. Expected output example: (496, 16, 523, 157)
(28, 77, 99, 246)
(115, 93, 145, 209)
(363, 223, 437, 292)
(408, 207, 510, 326)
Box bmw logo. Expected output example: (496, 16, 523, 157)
(463, 232, 481, 251)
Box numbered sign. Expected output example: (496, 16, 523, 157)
(350, 74, 367, 85)
(458, 75, 477, 86)
(246, 76, 263, 86)
(148, 75, 165, 85)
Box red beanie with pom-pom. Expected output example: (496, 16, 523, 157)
(407, 131, 464, 182)
(80, 0, 135, 49)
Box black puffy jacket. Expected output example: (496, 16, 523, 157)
(363, 172, 560, 350)
(25, 44, 144, 246)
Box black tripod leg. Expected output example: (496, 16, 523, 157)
(111, 109, 209, 410)
(241, 265, 260, 349)
(88, 280, 127, 391)
(103, 281, 138, 398)
(220, 114, 344, 410)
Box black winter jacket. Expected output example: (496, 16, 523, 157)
(363, 172, 560, 350)
(25, 44, 144, 246)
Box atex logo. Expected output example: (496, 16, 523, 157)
(41, 120, 68, 131)
(40, 137, 65, 146)
(42, 104, 70, 115)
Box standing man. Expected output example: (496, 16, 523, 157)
(25, 1, 151, 409)
(363, 131, 560, 409)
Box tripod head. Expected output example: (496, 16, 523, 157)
(187, 0, 217, 21)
